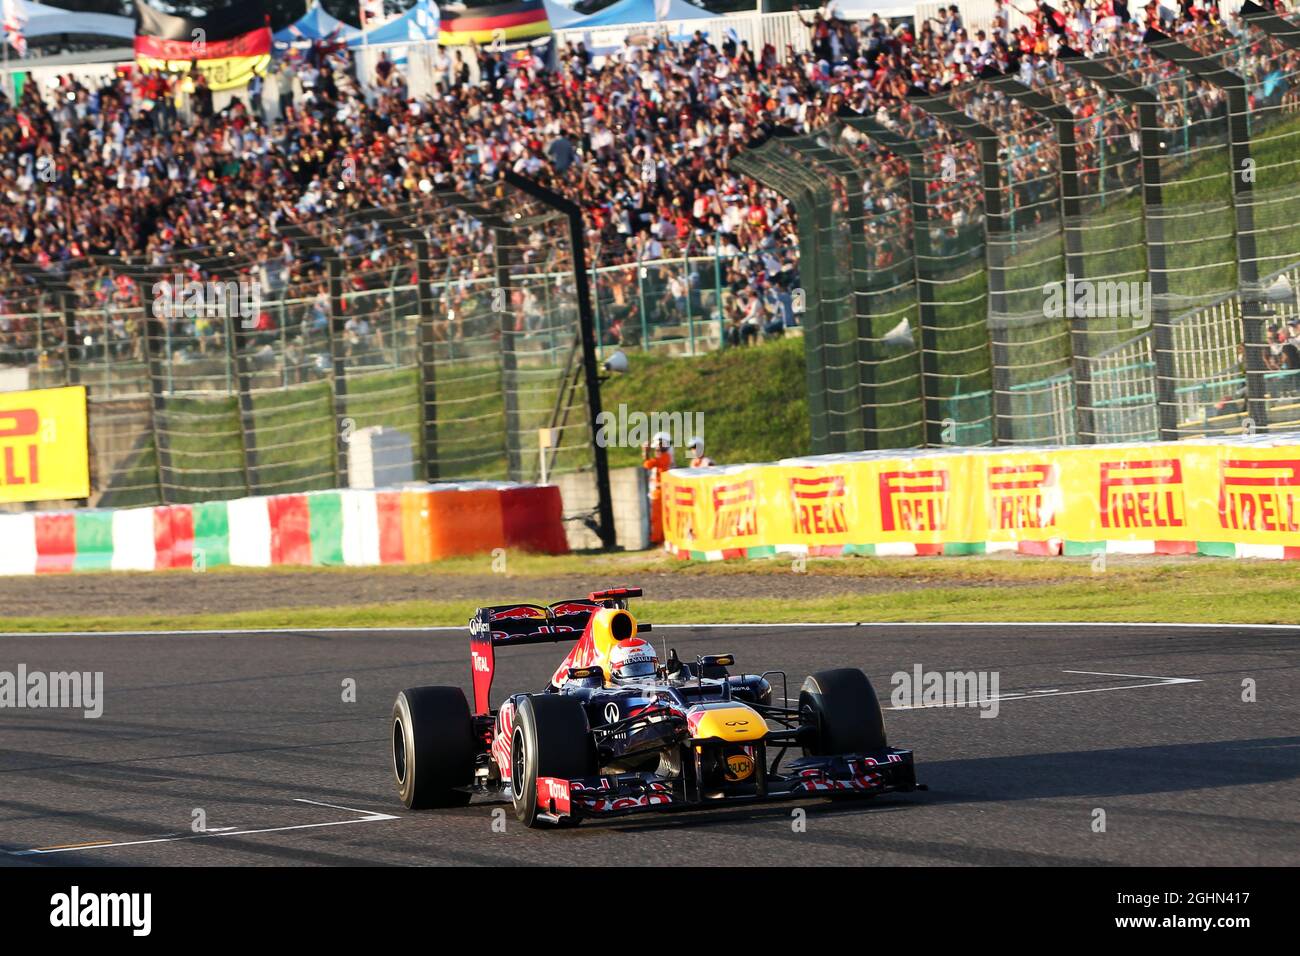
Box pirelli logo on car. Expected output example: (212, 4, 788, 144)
(987, 463, 1059, 531)
(711, 481, 758, 541)
(789, 474, 847, 536)
(1098, 459, 1186, 530)
(1218, 458, 1300, 532)
(878, 468, 949, 533)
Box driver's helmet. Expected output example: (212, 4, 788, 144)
(609, 638, 659, 684)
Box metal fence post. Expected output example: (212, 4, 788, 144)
(840, 116, 948, 447)
(913, 91, 1010, 445)
(494, 226, 523, 481)
(713, 235, 725, 347)
(977, 69, 1097, 442)
(637, 255, 649, 350)
(326, 257, 350, 488)
(1060, 47, 1180, 441)
(60, 292, 76, 387)
(414, 234, 439, 480)
(503, 170, 616, 550)
(232, 309, 260, 495)
(144, 307, 172, 505)
(681, 244, 695, 356)
(1145, 27, 1269, 434)
(590, 250, 603, 357)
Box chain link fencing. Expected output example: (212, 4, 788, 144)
(0, 180, 602, 514)
(730, 18, 1300, 451)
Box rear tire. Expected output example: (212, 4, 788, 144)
(799, 668, 887, 756)
(510, 695, 595, 828)
(392, 686, 476, 809)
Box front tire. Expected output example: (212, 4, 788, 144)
(392, 686, 476, 809)
(799, 668, 887, 756)
(510, 695, 595, 828)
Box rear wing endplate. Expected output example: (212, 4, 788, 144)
(468, 588, 643, 714)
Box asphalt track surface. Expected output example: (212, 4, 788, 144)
(0, 622, 1296, 866)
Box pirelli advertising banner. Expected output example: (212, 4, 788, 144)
(661, 437, 1300, 561)
(0, 387, 90, 505)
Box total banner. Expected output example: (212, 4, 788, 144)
(0, 386, 90, 505)
(660, 435, 1300, 561)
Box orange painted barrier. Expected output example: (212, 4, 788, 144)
(426, 488, 506, 559)
(400, 489, 434, 564)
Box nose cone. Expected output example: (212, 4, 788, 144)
(685, 701, 766, 742)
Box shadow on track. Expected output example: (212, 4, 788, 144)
(917, 736, 1300, 805)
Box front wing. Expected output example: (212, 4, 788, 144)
(534, 748, 919, 822)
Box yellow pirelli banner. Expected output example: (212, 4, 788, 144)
(0, 387, 90, 504)
(661, 437, 1300, 561)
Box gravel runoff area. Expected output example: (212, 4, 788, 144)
(0, 567, 977, 619)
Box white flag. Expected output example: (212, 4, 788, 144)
(655, 0, 670, 21)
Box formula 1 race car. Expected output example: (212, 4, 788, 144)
(390, 587, 920, 827)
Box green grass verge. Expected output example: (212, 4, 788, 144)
(2, 553, 1294, 631)
(601, 336, 810, 467)
(252, 381, 335, 493)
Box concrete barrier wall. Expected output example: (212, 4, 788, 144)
(554, 466, 649, 552)
(0, 484, 568, 576)
(661, 434, 1300, 561)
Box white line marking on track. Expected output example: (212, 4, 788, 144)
(6, 800, 398, 856)
(1062, 669, 1201, 682)
(293, 797, 394, 816)
(887, 671, 1201, 710)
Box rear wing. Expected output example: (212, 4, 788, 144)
(468, 588, 645, 714)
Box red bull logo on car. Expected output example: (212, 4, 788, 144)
(490, 606, 546, 622)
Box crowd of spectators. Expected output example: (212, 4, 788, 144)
(1269, 319, 1300, 377)
(1, 0, 1299, 369)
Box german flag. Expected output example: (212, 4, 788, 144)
(135, 0, 271, 91)
(438, 0, 551, 46)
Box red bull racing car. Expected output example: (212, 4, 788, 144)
(390, 587, 920, 827)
